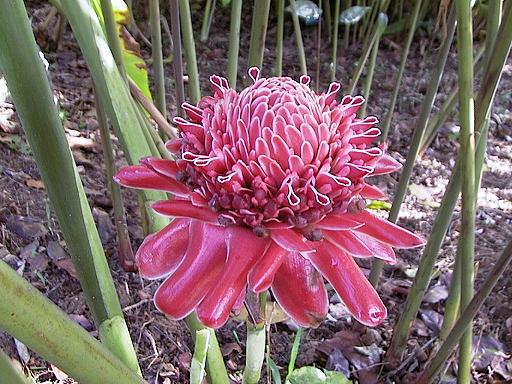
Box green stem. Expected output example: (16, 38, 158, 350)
(179, 0, 201, 103)
(149, 0, 167, 121)
(275, 0, 285, 76)
(248, 0, 271, 69)
(100, 0, 127, 78)
(380, 0, 422, 141)
(359, 13, 387, 116)
(200, 0, 215, 42)
(94, 83, 136, 272)
(438, 247, 462, 341)
(343, 0, 351, 49)
(191, 330, 210, 384)
(369, 3, 455, 288)
(0, 0, 139, 372)
(242, 322, 266, 384)
(286, 327, 303, 380)
(227, 0, 242, 87)
(169, 0, 186, 116)
(185, 315, 229, 384)
(289, 0, 308, 75)
(0, 261, 144, 384)
(385, 2, 512, 366)
(322, 0, 332, 42)
(417, 239, 512, 384)
(0, 348, 29, 384)
(330, 0, 340, 82)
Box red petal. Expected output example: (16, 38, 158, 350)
(114, 165, 190, 197)
(346, 210, 426, 249)
(316, 215, 363, 230)
(154, 222, 227, 319)
(360, 184, 387, 199)
(271, 252, 328, 327)
(352, 232, 396, 263)
(196, 226, 270, 328)
(152, 200, 219, 223)
(248, 242, 288, 293)
(270, 228, 314, 252)
(141, 157, 180, 178)
(306, 242, 387, 326)
(371, 154, 402, 175)
(136, 218, 190, 279)
(324, 231, 374, 257)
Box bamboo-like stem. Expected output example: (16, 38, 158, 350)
(369, 4, 455, 288)
(169, 0, 185, 116)
(438, 246, 462, 341)
(0, 0, 140, 372)
(384, 2, 512, 366)
(0, 348, 29, 384)
(455, 1, 476, 380)
(185, 315, 229, 384)
(0, 260, 145, 384)
(128, 78, 177, 138)
(315, 0, 322, 91)
(330, 0, 340, 82)
(227, 0, 242, 87)
(179, 0, 201, 103)
(343, 0, 351, 49)
(289, 0, 308, 75)
(485, 0, 502, 69)
(248, 0, 271, 70)
(200, 0, 215, 42)
(359, 13, 387, 116)
(100, 0, 127, 79)
(190, 330, 210, 384)
(322, 0, 332, 42)
(149, 0, 166, 121)
(94, 83, 136, 272)
(380, 0, 422, 141)
(417, 239, 512, 384)
(242, 322, 266, 384)
(275, 0, 285, 76)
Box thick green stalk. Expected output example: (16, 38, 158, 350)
(359, 13, 388, 116)
(0, 261, 144, 384)
(323, 0, 332, 42)
(347, 13, 386, 95)
(455, 1, 476, 381)
(438, 246, 462, 341)
(169, 0, 185, 116)
(185, 316, 230, 384)
(58, 0, 169, 233)
(288, 0, 308, 75)
(149, 0, 167, 120)
(485, 0, 502, 69)
(191, 330, 210, 384)
(0, 0, 139, 372)
(368, 4, 456, 287)
(417, 239, 512, 384)
(100, 0, 127, 78)
(200, 0, 215, 42)
(0, 348, 30, 384)
(380, 0, 422, 140)
(248, 0, 271, 69)
(227, 0, 242, 87)
(343, 0, 351, 49)
(275, 0, 285, 76)
(330, 0, 340, 81)
(179, 0, 201, 103)
(384, 3, 512, 366)
(315, 0, 323, 91)
(94, 84, 136, 272)
(242, 322, 266, 384)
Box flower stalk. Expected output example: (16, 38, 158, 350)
(275, 0, 285, 76)
(288, 0, 308, 75)
(200, 0, 216, 42)
(179, 0, 201, 103)
(169, 0, 186, 116)
(330, 0, 340, 81)
(0, 348, 30, 384)
(242, 321, 266, 384)
(190, 330, 210, 384)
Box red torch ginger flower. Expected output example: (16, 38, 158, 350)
(115, 68, 425, 328)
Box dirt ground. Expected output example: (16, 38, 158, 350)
(1, 2, 511, 383)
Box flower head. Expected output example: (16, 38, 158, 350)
(115, 68, 425, 328)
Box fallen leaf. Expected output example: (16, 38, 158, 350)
(420, 309, 443, 334)
(26, 178, 45, 189)
(325, 349, 351, 378)
(220, 342, 242, 356)
(54, 258, 78, 279)
(51, 364, 69, 380)
(66, 135, 96, 150)
(424, 285, 449, 304)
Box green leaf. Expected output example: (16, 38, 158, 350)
(286, 367, 351, 384)
(338, 6, 371, 25)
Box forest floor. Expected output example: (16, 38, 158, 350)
(0, 2, 511, 383)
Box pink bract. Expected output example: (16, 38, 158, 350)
(115, 68, 425, 328)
